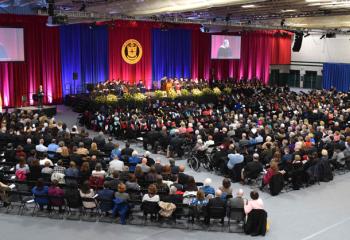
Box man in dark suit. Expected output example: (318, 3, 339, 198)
(97, 182, 114, 215)
(170, 159, 179, 174)
(143, 128, 161, 151)
(205, 189, 226, 224)
(154, 159, 163, 174)
(82, 133, 93, 148)
(104, 137, 115, 153)
(106, 171, 121, 191)
(217, 39, 233, 59)
(242, 153, 263, 182)
(93, 131, 106, 149)
(177, 165, 191, 185)
(144, 151, 155, 166)
(169, 132, 185, 157)
(23, 138, 36, 153)
(72, 133, 82, 146)
(121, 142, 134, 157)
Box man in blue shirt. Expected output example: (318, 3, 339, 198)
(110, 143, 121, 160)
(227, 150, 244, 170)
(47, 139, 59, 159)
(227, 149, 245, 182)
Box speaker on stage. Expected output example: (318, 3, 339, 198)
(73, 72, 78, 80)
(292, 32, 303, 52)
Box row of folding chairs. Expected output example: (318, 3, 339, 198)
(140, 200, 245, 231)
(3, 190, 246, 232)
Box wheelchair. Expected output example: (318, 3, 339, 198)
(187, 146, 216, 172)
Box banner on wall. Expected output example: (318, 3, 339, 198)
(121, 39, 143, 64)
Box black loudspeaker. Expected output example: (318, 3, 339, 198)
(292, 32, 303, 52)
(73, 72, 78, 80)
(48, 0, 54, 16)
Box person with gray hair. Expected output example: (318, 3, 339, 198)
(227, 189, 245, 210)
(144, 151, 155, 166)
(24, 138, 35, 153)
(200, 178, 215, 196)
(128, 150, 141, 172)
(93, 131, 106, 149)
(136, 157, 150, 173)
(76, 142, 89, 155)
(164, 185, 183, 204)
(205, 189, 226, 224)
(241, 153, 263, 183)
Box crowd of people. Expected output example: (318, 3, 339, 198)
(0, 81, 350, 235)
(81, 82, 350, 192)
(91, 76, 222, 97)
(0, 109, 267, 234)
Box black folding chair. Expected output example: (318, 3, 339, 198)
(96, 197, 114, 217)
(126, 189, 142, 201)
(32, 194, 49, 216)
(206, 206, 226, 230)
(173, 203, 190, 228)
(6, 191, 34, 215)
(141, 201, 160, 224)
(80, 197, 100, 219)
(227, 207, 246, 232)
(65, 191, 82, 218)
(48, 195, 66, 216)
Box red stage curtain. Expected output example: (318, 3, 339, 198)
(191, 30, 292, 84)
(108, 21, 153, 88)
(191, 30, 211, 80)
(0, 14, 62, 107)
(270, 31, 292, 65)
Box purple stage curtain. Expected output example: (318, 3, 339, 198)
(0, 14, 62, 107)
(191, 30, 293, 84)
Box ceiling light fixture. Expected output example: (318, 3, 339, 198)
(242, 4, 256, 8)
(281, 9, 296, 13)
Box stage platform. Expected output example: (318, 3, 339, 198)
(16, 105, 57, 117)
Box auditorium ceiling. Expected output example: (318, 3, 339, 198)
(1, 0, 350, 29)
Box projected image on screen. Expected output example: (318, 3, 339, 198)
(211, 35, 241, 59)
(0, 28, 25, 62)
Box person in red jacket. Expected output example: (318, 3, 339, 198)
(262, 161, 285, 188)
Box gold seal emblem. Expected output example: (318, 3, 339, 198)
(121, 39, 143, 64)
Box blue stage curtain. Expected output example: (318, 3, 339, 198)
(152, 29, 192, 83)
(60, 24, 108, 95)
(323, 63, 350, 92)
